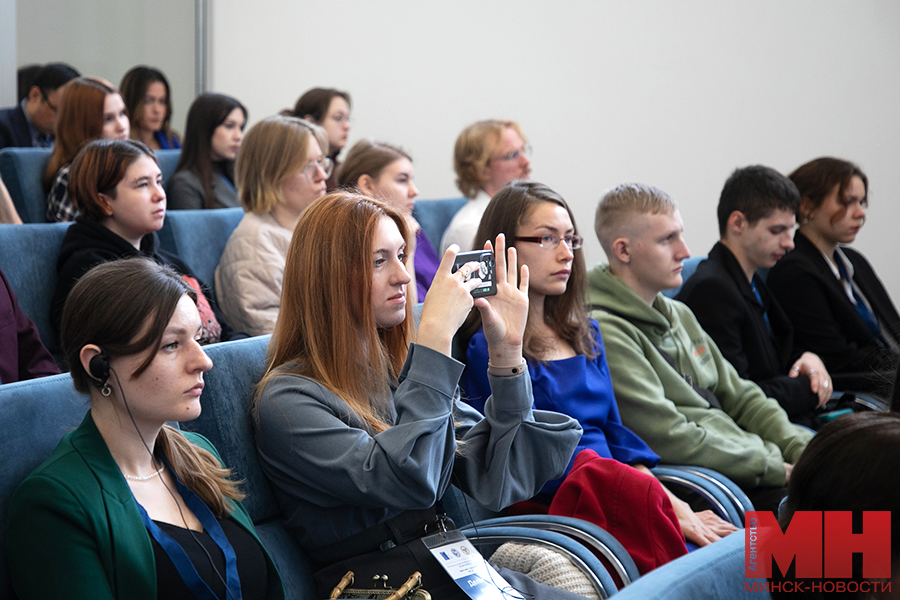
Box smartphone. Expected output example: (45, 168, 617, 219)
(451, 250, 497, 297)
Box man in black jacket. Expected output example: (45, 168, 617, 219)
(677, 165, 831, 429)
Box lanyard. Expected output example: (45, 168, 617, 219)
(133, 463, 243, 600)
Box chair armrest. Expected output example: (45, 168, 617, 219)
(461, 525, 618, 599)
(468, 515, 639, 587)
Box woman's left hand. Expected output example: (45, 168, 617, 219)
(474, 234, 529, 368)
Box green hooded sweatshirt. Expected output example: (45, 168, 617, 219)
(587, 264, 812, 489)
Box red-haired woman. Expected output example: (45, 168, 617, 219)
(45, 77, 130, 222)
(253, 192, 586, 599)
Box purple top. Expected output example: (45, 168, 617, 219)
(415, 229, 440, 301)
(0, 269, 60, 384)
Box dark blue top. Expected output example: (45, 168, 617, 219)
(155, 130, 182, 150)
(464, 319, 659, 493)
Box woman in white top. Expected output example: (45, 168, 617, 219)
(440, 119, 531, 253)
(215, 115, 329, 336)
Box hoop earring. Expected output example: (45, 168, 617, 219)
(101, 383, 112, 397)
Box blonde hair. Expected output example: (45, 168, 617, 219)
(255, 192, 413, 433)
(454, 120, 526, 199)
(594, 183, 677, 254)
(235, 115, 328, 214)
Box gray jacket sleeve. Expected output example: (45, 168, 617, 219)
(256, 343, 582, 514)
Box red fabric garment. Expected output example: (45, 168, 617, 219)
(181, 275, 222, 344)
(547, 449, 687, 575)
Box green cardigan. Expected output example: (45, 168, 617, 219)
(588, 264, 813, 489)
(7, 411, 285, 600)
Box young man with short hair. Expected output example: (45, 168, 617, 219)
(676, 166, 831, 429)
(0, 62, 80, 150)
(587, 182, 812, 510)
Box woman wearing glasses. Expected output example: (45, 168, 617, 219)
(285, 88, 350, 191)
(167, 93, 247, 210)
(440, 119, 532, 253)
(215, 115, 330, 336)
(462, 181, 736, 571)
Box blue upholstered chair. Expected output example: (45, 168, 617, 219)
(0, 222, 71, 359)
(154, 149, 181, 184)
(412, 196, 467, 254)
(0, 374, 90, 598)
(0, 147, 52, 223)
(180, 335, 318, 599)
(156, 207, 244, 299)
(461, 525, 619, 598)
(0, 148, 180, 224)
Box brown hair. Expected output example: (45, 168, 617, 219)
(789, 157, 869, 224)
(256, 192, 412, 433)
(60, 258, 243, 516)
(454, 120, 526, 199)
(289, 88, 350, 123)
(45, 77, 122, 189)
(119, 66, 179, 147)
(464, 180, 595, 360)
(68, 138, 157, 221)
(771, 412, 900, 599)
(175, 93, 247, 209)
(336, 139, 411, 190)
(235, 115, 328, 214)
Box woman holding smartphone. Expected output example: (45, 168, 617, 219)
(253, 192, 586, 599)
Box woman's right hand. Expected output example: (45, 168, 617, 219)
(415, 244, 486, 356)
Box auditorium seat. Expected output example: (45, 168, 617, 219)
(0, 222, 70, 361)
(0, 148, 51, 223)
(412, 196, 467, 254)
(0, 148, 180, 224)
(156, 207, 244, 299)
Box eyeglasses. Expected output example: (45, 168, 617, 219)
(40, 90, 58, 114)
(515, 234, 583, 250)
(304, 157, 334, 179)
(328, 113, 350, 124)
(491, 144, 532, 163)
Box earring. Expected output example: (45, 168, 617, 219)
(101, 383, 112, 397)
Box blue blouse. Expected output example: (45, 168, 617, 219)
(464, 320, 659, 493)
(155, 130, 182, 150)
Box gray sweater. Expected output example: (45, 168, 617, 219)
(166, 168, 239, 210)
(255, 343, 583, 549)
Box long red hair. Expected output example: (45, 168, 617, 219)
(45, 77, 122, 189)
(255, 192, 413, 432)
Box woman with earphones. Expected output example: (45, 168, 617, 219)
(7, 257, 283, 599)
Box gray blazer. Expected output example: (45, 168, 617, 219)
(255, 343, 583, 549)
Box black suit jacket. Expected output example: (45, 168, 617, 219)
(0, 105, 33, 149)
(767, 231, 899, 391)
(677, 242, 819, 426)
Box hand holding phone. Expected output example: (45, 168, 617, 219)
(451, 250, 497, 297)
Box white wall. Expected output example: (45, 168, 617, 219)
(211, 0, 900, 300)
(15, 0, 196, 136)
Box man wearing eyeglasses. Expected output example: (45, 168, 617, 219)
(0, 63, 80, 150)
(440, 119, 532, 253)
(587, 183, 812, 512)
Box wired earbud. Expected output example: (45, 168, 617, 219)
(89, 350, 111, 396)
(105, 358, 235, 600)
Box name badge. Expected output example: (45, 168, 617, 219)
(422, 530, 524, 599)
